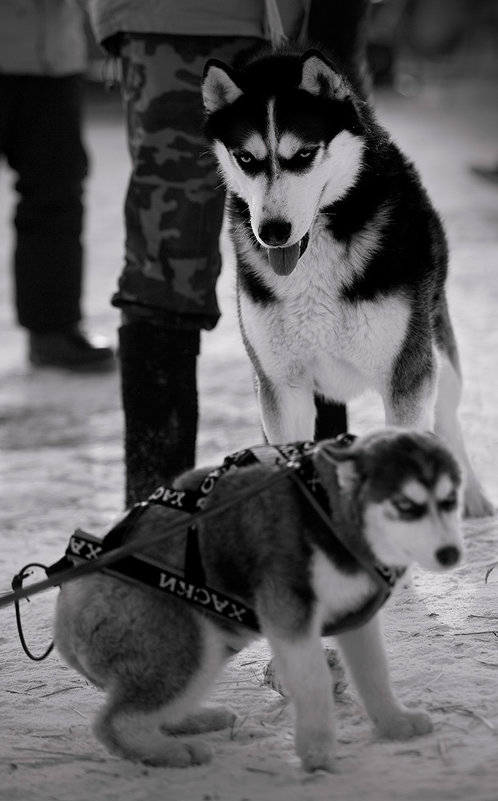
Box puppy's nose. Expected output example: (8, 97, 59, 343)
(435, 545, 461, 567)
(259, 219, 291, 246)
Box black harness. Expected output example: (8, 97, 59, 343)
(12, 434, 405, 659)
(57, 436, 403, 628)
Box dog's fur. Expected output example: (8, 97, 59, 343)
(55, 429, 463, 772)
(201, 47, 493, 518)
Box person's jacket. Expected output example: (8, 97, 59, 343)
(0, 0, 87, 76)
(86, 0, 307, 46)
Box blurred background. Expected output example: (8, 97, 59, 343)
(0, 0, 497, 530)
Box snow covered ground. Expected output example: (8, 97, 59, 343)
(0, 76, 497, 801)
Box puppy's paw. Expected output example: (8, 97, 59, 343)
(375, 709, 433, 740)
(149, 740, 212, 768)
(196, 706, 236, 733)
(299, 743, 336, 773)
(163, 706, 235, 736)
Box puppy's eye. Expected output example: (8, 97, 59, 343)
(438, 489, 458, 512)
(392, 497, 426, 520)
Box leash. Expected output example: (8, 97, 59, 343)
(8, 464, 295, 661)
(5, 465, 294, 607)
(12, 563, 55, 661)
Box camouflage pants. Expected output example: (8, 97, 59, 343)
(112, 34, 262, 331)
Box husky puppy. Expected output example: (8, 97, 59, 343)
(55, 429, 463, 772)
(201, 47, 493, 518)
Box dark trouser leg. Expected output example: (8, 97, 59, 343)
(4, 75, 88, 332)
(119, 320, 200, 505)
(0, 75, 113, 370)
(114, 35, 262, 504)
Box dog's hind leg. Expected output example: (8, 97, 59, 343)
(94, 702, 215, 766)
(432, 298, 494, 516)
(384, 332, 493, 516)
(93, 618, 233, 766)
(94, 700, 235, 766)
(335, 613, 433, 740)
(383, 380, 437, 436)
(434, 353, 495, 517)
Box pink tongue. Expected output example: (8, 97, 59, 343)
(267, 243, 300, 276)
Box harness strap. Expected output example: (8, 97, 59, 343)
(93, 435, 400, 629)
(66, 529, 260, 631)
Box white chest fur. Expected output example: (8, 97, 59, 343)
(311, 549, 375, 628)
(238, 216, 410, 402)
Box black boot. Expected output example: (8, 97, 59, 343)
(29, 325, 115, 372)
(118, 321, 200, 507)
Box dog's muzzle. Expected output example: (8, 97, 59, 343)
(267, 232, 310, 276)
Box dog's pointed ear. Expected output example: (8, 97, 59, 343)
(313, 437, 359, 494)
(202, 59, 243, 113)
(300, 50, 349, 100)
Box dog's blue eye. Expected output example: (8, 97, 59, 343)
(283, 148, 319, 171)
(296, 148, 318, 162)
(438, 491, 458, 512)
(236, 151, 254, 165)
(393, 497, 426, 519)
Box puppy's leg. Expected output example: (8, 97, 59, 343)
(94, 702, 215, 767)
(265, 622, 336, 772)
(335, 614, 432, 740)
(94, 619, 233, 766)
(434, 354, 495, 517)
(257, 374, 316, 443)
(161, 707, 235, 735)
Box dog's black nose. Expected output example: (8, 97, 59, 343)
(435, 545, 461, 567)
(259, 219, 291, 246)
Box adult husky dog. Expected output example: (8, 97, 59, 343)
(201, 47, 493, 518)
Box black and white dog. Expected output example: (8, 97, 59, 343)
(55, 429, 464, 770)
(201, 47, 493, 518)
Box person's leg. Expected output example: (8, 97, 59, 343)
(114, 35, 262, 504)
(0, 76, 14, 164)
(6, 74, 113, 369)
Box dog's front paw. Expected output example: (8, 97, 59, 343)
(375, 709, 433, 740)
(297, 731, 336, 773)
(299, 743, 336, 773)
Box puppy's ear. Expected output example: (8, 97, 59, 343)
(300, 50, 349, 100)
(202, 59, 243, 113)
(313, 439, 359, 494)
